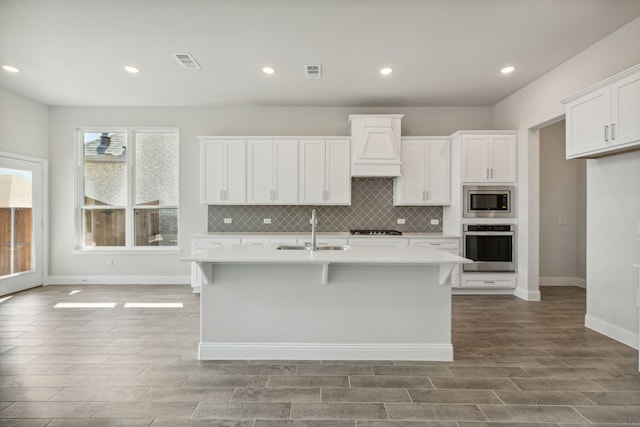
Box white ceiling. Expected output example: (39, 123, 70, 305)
(2, 0, 640, 108)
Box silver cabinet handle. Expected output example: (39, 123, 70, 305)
(483, 281, 495, 284)
(491, 169, 494, 179)
(325, 190, 329, 201)
(224, 190, 228, 200)
(486, 169, 490, 180)
(604, 125, 609, 141)
(611, 123, 616, 140)
(220, 190, 224, 200)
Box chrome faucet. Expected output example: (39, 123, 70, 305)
(310, 209, 318, 252)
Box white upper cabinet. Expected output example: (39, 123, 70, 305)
(393, 138, 450, 205)
(247, 139, 298, 204)
(461, 133, 516, 183)
(299, 139, 351, 205)
(564, 64, 640, 159)
(200, 138, 246, 204)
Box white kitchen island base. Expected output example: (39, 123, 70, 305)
(189, 244, 470, 361)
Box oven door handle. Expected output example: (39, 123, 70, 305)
(464, 232, 514, 236)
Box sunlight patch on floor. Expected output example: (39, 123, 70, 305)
(124, 302, 183, 308)
(55, 302, 116, 308)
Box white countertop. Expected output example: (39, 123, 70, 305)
(186, 243, 471, 265)
(192, 232, 460, 239)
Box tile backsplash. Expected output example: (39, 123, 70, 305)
(208, 178, 443, 233)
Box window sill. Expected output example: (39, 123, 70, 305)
(72, 248, 180, 255)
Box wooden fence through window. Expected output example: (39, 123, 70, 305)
(0, 208, 32, 276)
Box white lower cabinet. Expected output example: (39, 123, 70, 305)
(348, 237, 410, 246)
(242, 237, 298, 246)
(460, 273, 516, 289)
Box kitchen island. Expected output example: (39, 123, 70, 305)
(186, 243, 471, 361)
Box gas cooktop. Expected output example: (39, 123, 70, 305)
(349, 229, 403, 236)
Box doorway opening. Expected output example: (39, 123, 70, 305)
(538, 120, 587, 288)
(0, 154, 45, 296)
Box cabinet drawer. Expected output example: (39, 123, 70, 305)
(461, 276, 516, 288)
(410, 239, 459, 249)
(192, 238, 241, 249)
(348, 237, 409, 245)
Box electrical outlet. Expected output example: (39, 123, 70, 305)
(263, 218, 272, 224)
(397, 218, 405, 225)
(558, 218, 567, 225)
(224, 218, 232, 224)
(430, 219, 439, 225)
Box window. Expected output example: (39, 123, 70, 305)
(79, 129, 179, 249)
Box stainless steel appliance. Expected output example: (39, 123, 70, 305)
(463, 224, 515, 272)
(350, 229, 402, 236)
(463, 185, 515, 218)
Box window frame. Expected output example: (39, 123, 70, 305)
(76, 127, 179, 252)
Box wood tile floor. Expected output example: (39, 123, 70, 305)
(0, 285, 639, 426)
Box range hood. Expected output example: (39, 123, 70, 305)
(349, 114, 404, 177)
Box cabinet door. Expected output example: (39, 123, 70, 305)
(565, 87, 611, 158)
(201, 140, 225, 204)
(273, 140, 298, 204)
(425, 140, 450, 203)
(394, 140, 426, 205)
(462, 136, 489, 182)
(201, 140, 245, 204)
(611, 71, 640, 147)
(325, 139, 351, 204)
(225, 141, 247, 204)
(488, 135, 516, 183)
(298, 140, 326, 204)
(246, 140, 273, 204)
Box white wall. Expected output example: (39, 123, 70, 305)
(0, 88, 49, 158)
(585, 152, 640, 347)
(539, 120, 586, 285)
(48, 106, 491, 283)
(493, 16, 640, 344)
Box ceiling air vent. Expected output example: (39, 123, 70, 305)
(304, 64, 322, 79)
(173, 53, 201, 69)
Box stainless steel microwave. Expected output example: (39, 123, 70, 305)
(463, 185, 515, 218)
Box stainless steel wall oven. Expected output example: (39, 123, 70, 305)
(463, 224, 516, 272)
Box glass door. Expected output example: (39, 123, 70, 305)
(0, 155, 44, 296)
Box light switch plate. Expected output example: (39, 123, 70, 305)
(224, 218, 232, 224)
(430, 219, 439, 225)
(397, 219, 405, 225)
(263, 218, 272, 224)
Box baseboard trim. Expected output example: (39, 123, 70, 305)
(540, 277, 586, 288)
(512, 287, 541, 301)
(46, 275, 190, 285)
(452, 288, 514, 296)
(199, 342, 454, 361)
(585, 314, 638, 350)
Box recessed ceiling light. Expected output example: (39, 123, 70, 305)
(500, 66, 515, 74)
(380, 67, 393, 75)
(2, 65, 20, 73)
(262, 66, 276, 75)
(124, 65, 140, 74)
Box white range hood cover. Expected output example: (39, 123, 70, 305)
(349, 114, 404, 177)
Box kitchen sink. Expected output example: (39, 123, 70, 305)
(275, 245, 308, 250)
(316, 245, 351, 251)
